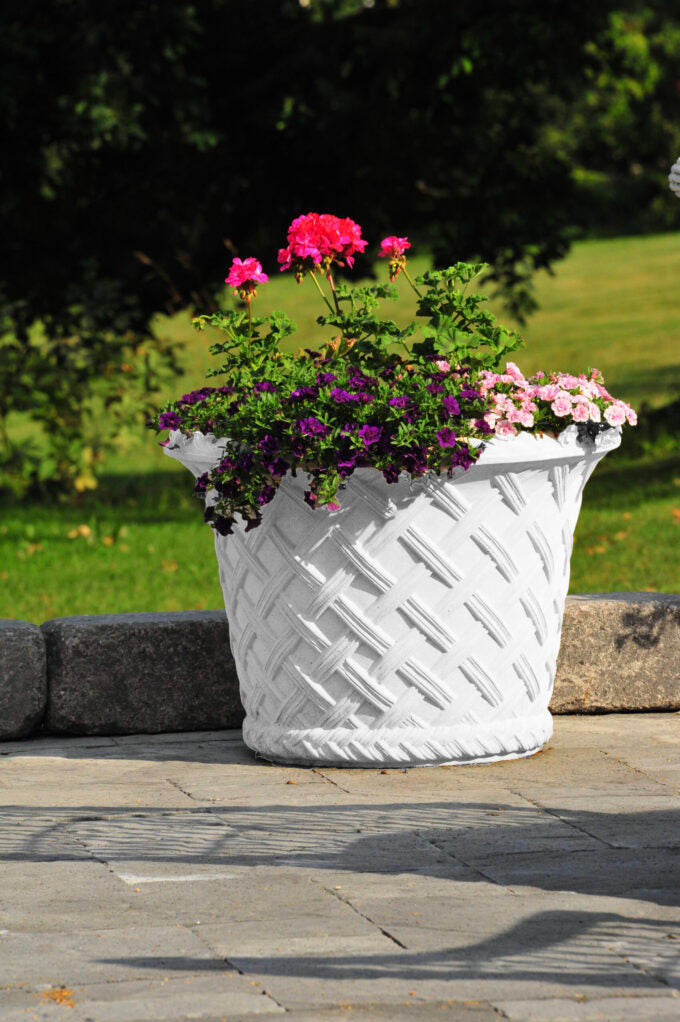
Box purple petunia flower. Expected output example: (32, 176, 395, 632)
(436, 427, 457, 448)
(329, 388, 358, 404)
(336, 452, 357, 478)
(382, 464, 400, 484)
(215, 478, 236, 497)
(388, 395, 410, 408)
(258, 484, 277, 505)
(213, 516, 235, 536)
(158, 411, 183, 429)
(290, 437, 307, 458)
(258, 434, 280, 455)
(298, 417, 329, 437)
(461, 387, 481, 400)
(289, 386, 318, 402)
(253, 381, 278, 394)
(316, 372, 338, 385)
(442, 395, 460, 417)
(347, 367, 378, 391)
(358, 424, 383, 448)
(426, 383, 444, 395)
(266, 456, 289, 477)
(193, 472, 210, 494)
(179, 387, 215, 406)
(454, 447, 475, 470)
(402, 446, 428, 474)
(475, 418, 493, 435)
(303, 490, 317, 508)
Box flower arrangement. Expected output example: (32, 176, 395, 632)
(153, 212, 636, 536)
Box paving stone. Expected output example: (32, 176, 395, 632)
(0, 861, 157, 933)
(0, 810, 95, 862)
(2, 714, 679, 1021)
(0, 734, 117, 755)
(494, 994, 680, 1020)
(0, 974, 282, 1021)
(112, 729, 245, 746)
(469, 847, 680, 898)
(0, 618, 47, 739)
(135, 870, 364, 926)
(0, 778, 196, 809)
(0, 925, 227, 986)
(196, 908, 378, 951)
(609, 933, 680, 990)
(42, 611, 242, 736)
(221, 939, 667, 1008)
(227, 1005, 499, 1022)
(533, 795, 680, 848)
(553, 593, 680, 712)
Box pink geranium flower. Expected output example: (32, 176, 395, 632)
(378, 236, 411, 259)
(278, 213, 368, 275)
(225, 257, 269, 299)
(378, 235, 411, 281)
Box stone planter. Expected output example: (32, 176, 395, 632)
(166, 427, 620, 767)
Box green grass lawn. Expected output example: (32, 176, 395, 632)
(2, 233, 679, 621)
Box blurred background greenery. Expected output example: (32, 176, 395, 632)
(1, 0, 678, 618)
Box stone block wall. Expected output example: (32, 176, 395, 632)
(1, 594, 678, 740)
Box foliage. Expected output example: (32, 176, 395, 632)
(552, 4, 680, 236)
(152, 218, 635, 535)
(0, 0, 625, 493)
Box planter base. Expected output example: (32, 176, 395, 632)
(243, 710, 553, 767)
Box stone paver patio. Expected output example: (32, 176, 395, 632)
(0, 713, 678, 1021)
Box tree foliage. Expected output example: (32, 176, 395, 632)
(552, 5, 680, 236)
(5, 0, 670, 491)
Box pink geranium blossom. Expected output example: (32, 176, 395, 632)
(225, 257, 268, 298)
(378, 236, 411, 259)
(278, 213, 368, 275)
(377, 235, 411, 280)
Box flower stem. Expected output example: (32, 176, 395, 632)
(309, 271, 335, 314)
(327, 270, 341, 314)
(402, 266, 422, 297)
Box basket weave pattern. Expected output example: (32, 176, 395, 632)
(209, 437, 612, 766)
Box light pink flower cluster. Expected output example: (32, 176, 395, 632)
(477, 363, 637, 438)
(278, 213, 368, 274)
(225, 257, 269, 299)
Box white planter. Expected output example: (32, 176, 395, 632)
(166, 427, 620, 767)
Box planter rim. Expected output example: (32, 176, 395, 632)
(164, 423, 622, 474)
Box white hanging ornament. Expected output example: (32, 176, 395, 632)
(669, 157, 680, 197)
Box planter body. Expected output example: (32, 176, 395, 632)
(166, 428, 620, 766)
